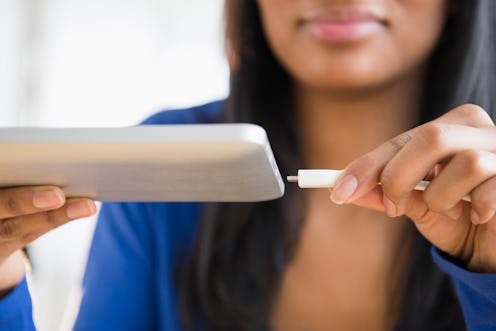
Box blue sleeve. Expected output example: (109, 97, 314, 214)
(74, 102, 221, 330)
(0, 276, 35, 331)
(74, 203, 157, 331)
(432, 247, 496, 331)
(140, 100, 224, 125)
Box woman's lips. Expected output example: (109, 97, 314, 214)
(302, 9, 386, 44)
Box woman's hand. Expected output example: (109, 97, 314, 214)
(330, 104, 496, 273)
(0, 186, 96, 293)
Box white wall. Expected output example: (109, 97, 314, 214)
(0, 0, 228, 330)
(30, 0, 228, 127)
(0, 0, 27, 126)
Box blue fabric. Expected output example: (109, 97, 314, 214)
(74, 100, 223, 330)
(432, 247, 496, 331)
(75, 100, 223, 331)
(74, 202, 202, 331)
(0, 276, 34, 331)
(1, 100, 496, 330)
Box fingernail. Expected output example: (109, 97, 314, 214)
(67, 200, 97, 219)
(33, 189, 65, 209)
(470, 209, 480, 224)
(383, 195, 397, 218)
(331, 175, 358, 204)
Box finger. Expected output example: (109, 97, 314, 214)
(0, 198, 96, 243)
(346, 186, 467, 221)
(0, 186, 65, 219)
(434, 104, 494, 127)
(380, 124, 496, 215)
(470, 176, 496, 224)
(423, 163, 445, 181)
(330, 129, 415, 204)
(331, 123, 495, 205)
(332, 110, 496, 206)
(443, 201, 464, 220)
(0, 241, 22, 263)
(465, 214, 496, 273)
(423, 150, 496, 213)
(345, 187, 474, 259)
(403, 190, 473, 257)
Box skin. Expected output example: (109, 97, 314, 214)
(0, 188, 96, 298)
(255, 0, 496, 330)
(0, 0, 495, 330)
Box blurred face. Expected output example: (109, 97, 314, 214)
(257, 0, 448, 93)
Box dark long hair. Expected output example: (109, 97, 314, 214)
(179, 1, 496, 330)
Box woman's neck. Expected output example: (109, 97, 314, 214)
(271, 75, 425, 331)
(295, 73, 423, 169)
(293, 71, 424, 250)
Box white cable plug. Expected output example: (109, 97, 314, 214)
(287, 169, 471, 202)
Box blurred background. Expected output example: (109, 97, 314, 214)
(0, 0, 228, 330)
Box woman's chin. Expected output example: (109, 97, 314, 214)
(285, 52, 402, 95)
(294, 73, 396, 96)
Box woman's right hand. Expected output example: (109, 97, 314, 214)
(0, 186, 96, 296)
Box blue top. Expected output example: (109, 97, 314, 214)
(1, 100, 496, 331)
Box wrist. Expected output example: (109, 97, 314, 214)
(0, 250, 26, 299)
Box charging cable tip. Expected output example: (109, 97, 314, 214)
(287, 176, 299, 183)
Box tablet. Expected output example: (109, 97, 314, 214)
(0, 124, 284, 202)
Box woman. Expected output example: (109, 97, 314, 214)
(1, 0, 496, 330)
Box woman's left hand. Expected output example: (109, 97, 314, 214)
(330, 104, 496, 273)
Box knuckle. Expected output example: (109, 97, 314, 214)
(419, 123, 451, 151)
(5, 195, 22, 216)
(387, 133, 413, 152)
(457, 150, 489, 178)
(458, 104, 492, 124)
(473, 196, 495, 214)
(41, 211, 61, 228)
(0, 218, 17, 238)
(472, 182, 496, 212)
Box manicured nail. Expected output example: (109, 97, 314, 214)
(331, 175, 358, 204)
(67, 200, 97, 219)
(33, 189, 65, 209)
(383, 195, 397, 218)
